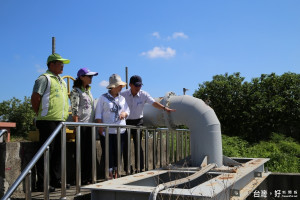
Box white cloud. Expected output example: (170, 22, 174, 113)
(152, 32, 160, 39)
(172, 32, 188, 39)
(166, 32, 189, 40)
(35, 64, 46, 73)
(141, 46, 176, 59)
(152, 32, 188, 40)
(99, 80, 109, 88)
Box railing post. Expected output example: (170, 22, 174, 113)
(136, 128, 141, 173)
(76, 126, 81, 195)
(126, 128, 131, 175)
(117, 127, 121, 178)
(25, 170, 31, 200)
(145, 129, 149, 171)
(189, 131, 191, 156)
(160, 130, 163, 168)
(166, 130, 169, 166)
(185, 131, 187, 158)
(171, 131, 174, 163)
(44, 146, 50, 200)
(105, 126, 109, 180)
(176, 130, 179, 162)
(153, 130, 156, 169)
(61, 124, 67, 199)
(92, 126, 97, 183)
(181, 130, 184, 159)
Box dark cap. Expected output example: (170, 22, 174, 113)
(130, 75, 143, 87)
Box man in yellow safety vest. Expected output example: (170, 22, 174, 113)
(31, 53, 70, 192)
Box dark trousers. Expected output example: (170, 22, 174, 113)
(36, 120, 62, 187)
(79, 126, 92, 182)
(99, 135, 105, 176)
(100, 133, 125, 170)
(123, 118, 144, 172)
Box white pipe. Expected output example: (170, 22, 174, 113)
(144, 92, 223, 167)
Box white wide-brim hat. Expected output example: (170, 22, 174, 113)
(106, 74, 127, 89)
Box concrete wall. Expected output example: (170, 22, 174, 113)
(0, 142, 40, 197)
(0, 138, 171, 198)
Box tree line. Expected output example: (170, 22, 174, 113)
(193, 72, 300, 142)
(0, 72, 299, 143)
(0, 96, 35, 137)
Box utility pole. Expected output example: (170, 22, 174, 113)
(125, 66, 128, 89)
(52, 37, 55, 54)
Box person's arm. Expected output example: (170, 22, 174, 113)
(145, 92, 176, 113)
(119, 112, 128, 120)
(96, 119, 104, 136)
(144, 90, 175, 113)
(72, 115, 79, 122)
(152, 102, 176, 113)
(31, 92, 41, 115)
(31, 75, 47, 115)
(95, 96, 104, 136)
(119, 99, 130, 120)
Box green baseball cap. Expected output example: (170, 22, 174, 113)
(47, 53, 70, 65)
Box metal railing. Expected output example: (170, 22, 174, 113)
(1, 122, 190, 200)
(0, 129, 8, 142)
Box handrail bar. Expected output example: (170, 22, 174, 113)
(0, 129, 8, 138)
(156, 128, 168, 130)
(173, 129, 189, 131)
(1, 123, 63, 200)
(61, 122, 146, 129)
(156, 128, 189, 131)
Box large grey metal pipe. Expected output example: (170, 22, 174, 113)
(143, 92, 223, 167)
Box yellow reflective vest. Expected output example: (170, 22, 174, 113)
(37, 71, 69, 121)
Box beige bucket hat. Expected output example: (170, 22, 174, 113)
(106, 74, 127, 89)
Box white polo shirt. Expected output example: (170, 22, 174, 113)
(95, 92, 130, 135)
(120, 89, 155, 120)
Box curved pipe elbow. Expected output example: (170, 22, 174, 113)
(144, 93, 223, 167)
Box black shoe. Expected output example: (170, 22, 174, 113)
(131, 166, 134, 174)
(82, 180, 91, 185)
(134, 169, 144, 174)
(53, 181, 70, 189)
(35, 185, 55, 192)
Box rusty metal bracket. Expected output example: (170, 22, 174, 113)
(254, 172, 262, 177)
(231, 189, 240, 197)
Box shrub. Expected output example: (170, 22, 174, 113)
(194, 72, 300, 142)
(222, 133, 300, 173)
(0, 96, 35, 137)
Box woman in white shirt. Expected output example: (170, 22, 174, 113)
(95, 74, 129, 179)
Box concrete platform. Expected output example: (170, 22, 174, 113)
(83, 158, 270, 200)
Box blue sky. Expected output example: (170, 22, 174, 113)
(1, 0, 299, 102)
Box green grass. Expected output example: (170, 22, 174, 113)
(222, 133, 300, 173)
